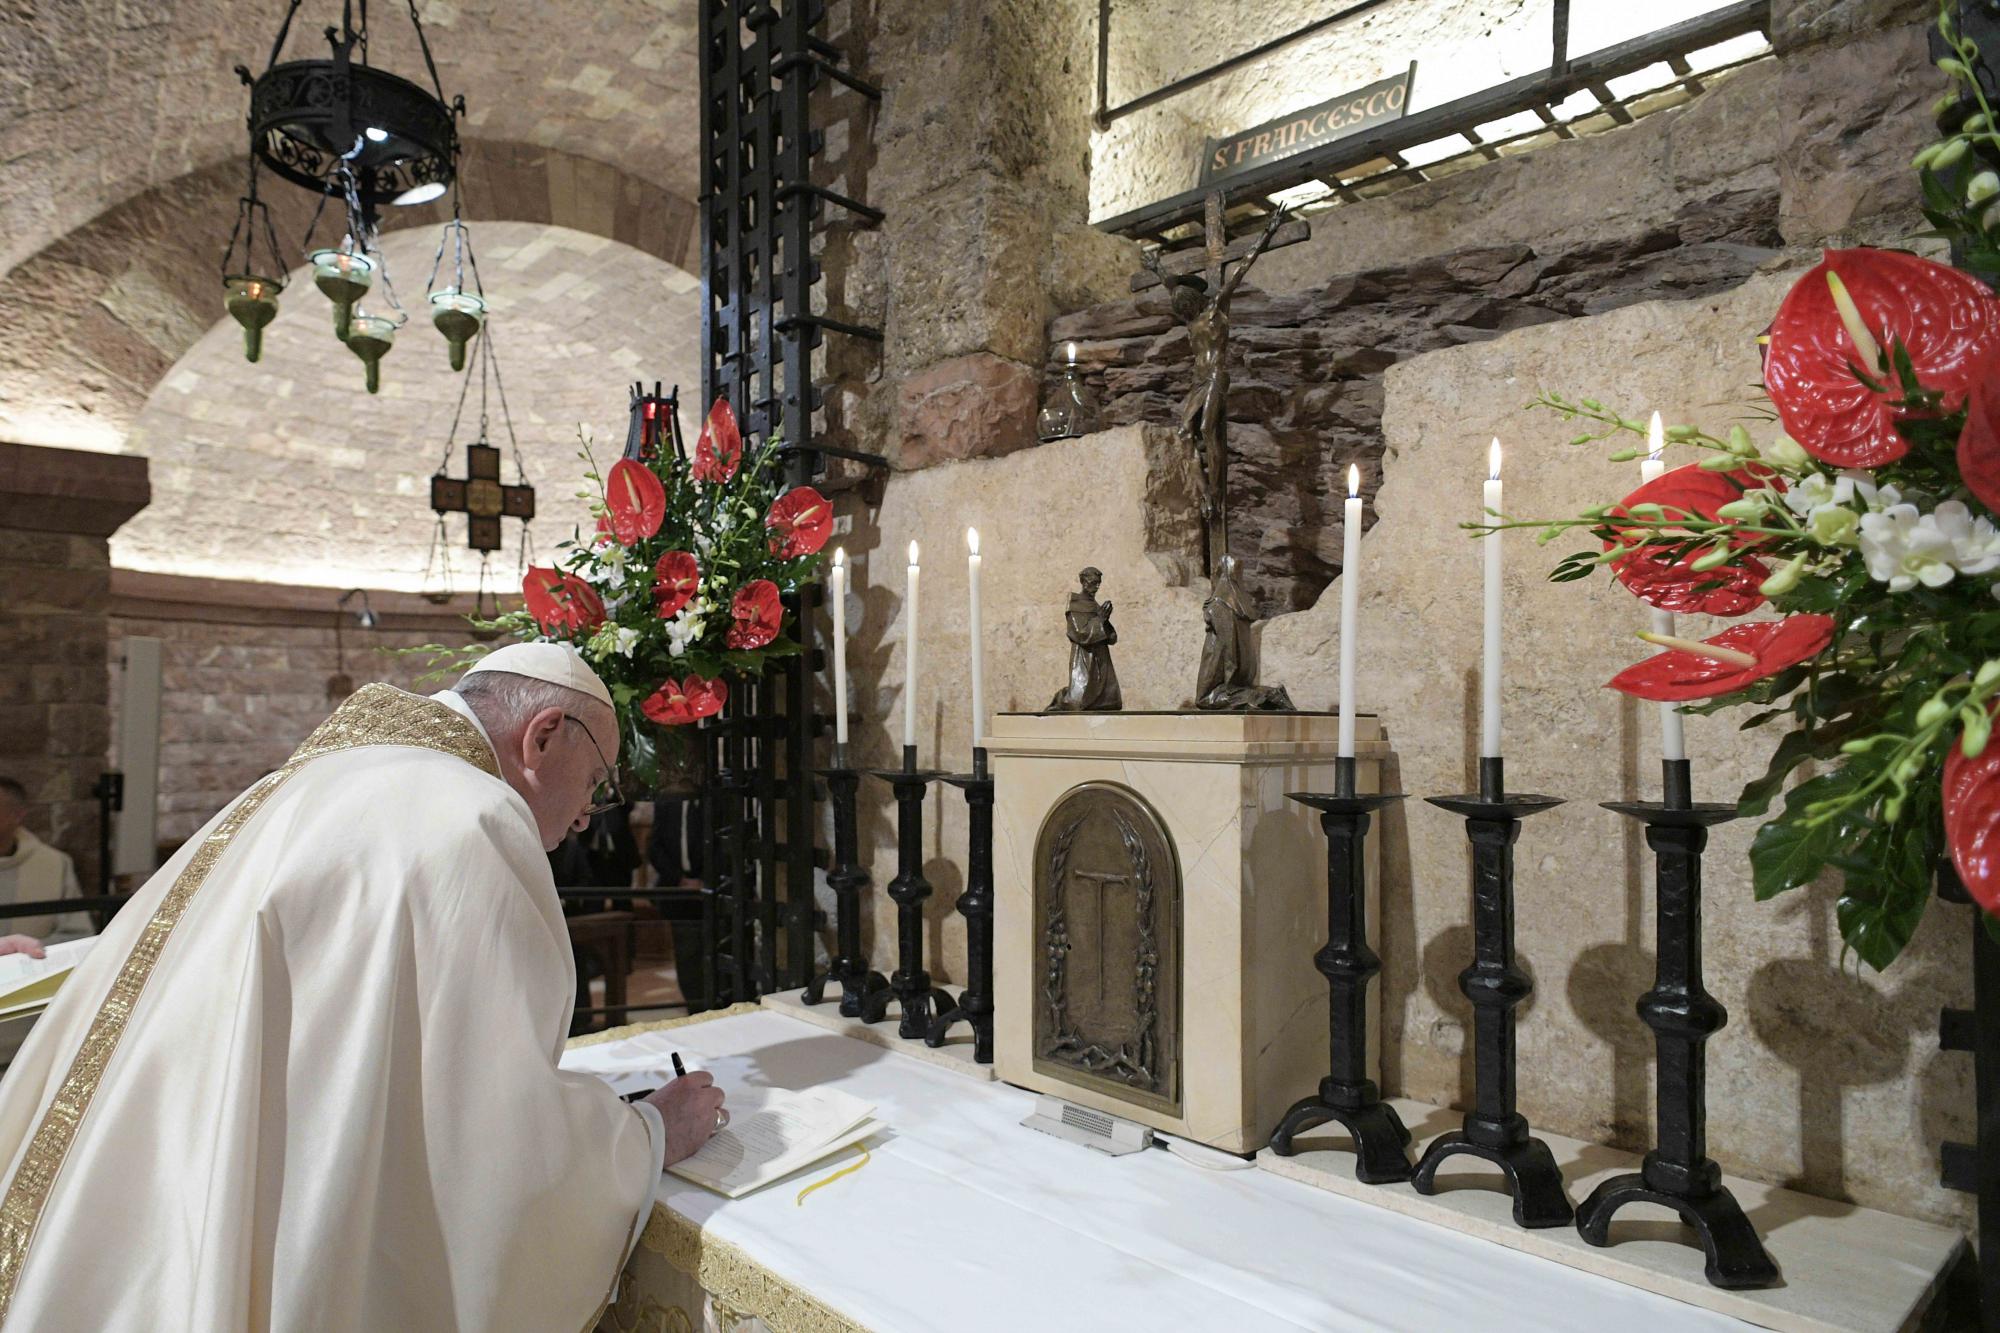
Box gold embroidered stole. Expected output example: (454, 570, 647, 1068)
(0, 685, 497, 1322)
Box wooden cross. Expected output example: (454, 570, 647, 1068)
(1073, 866, 1137, 1005)
(1128, 189, 1311, 294)
(430, 441, 536, 552)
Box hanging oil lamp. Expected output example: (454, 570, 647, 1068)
(310, 246, 376, 342)
(219, 169, 287, 363)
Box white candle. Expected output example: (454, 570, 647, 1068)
(904, 540, 921, 753)
(831, 546, 849, 747)
(967, 528, 985, 755)
(1641, 413, 1687, 763)
(1338, 465, 1362, 759)
(1482, 439, 1503, 759)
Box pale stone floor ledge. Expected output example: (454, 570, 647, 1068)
(759, 989, 997, 1081)
(1257, 1097, 1965, 1333)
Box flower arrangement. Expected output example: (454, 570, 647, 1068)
(421, 395, 831, 786)
(1497, 6, 2000, 970)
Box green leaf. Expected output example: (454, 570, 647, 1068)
(1738, 727, 1834, 817)
(1749, 772, 1865, 899)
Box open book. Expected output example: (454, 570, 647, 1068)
(0, 937, 95, 1023)
(669, 1084, 882, 1199)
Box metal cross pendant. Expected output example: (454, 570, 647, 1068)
(430, 440, 535, 552)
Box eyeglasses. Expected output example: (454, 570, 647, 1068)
(563, 715, 624, 817)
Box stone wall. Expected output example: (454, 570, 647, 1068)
(817, 0, 1137, 472)
(106, 574, 489, 851)
(0, 444, 149, 892)
(832, 272, 1974, 1232)
(1041, 6, 1937, 615)
(1052, 189, 1783, 613)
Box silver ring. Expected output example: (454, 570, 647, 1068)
(715, 1108, 730, 1132)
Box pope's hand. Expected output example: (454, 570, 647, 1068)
(644, 1071, 727, 1166)
(0, 936, 44, 960)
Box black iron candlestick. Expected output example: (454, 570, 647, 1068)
(1576, 758, 1779, 1288)
(927, 746, 994, 1062)
(1413, 756, 1573, 1228)
(802, 745, 887, 1017)
(1271, 755, 1413, 1182)
(861, 745, 953, 1038)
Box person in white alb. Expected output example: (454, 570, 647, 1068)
(0, 643, 726, 1331)
(0, 780, 94, 1066)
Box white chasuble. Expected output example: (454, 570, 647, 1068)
(0, 684, 663, 1332)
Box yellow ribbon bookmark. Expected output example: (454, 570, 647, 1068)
(795, 1146, 871, 1206)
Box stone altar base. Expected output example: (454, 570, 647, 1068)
(1260, 1096, 1963, 1332)
(990, 710, 1384, 1154)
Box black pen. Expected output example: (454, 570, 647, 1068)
(671, 1053, 687, 1079)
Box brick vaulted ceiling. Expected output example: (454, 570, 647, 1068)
(0, 0, 700, 277)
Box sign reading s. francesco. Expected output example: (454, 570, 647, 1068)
(1201, 63, 1416, 185)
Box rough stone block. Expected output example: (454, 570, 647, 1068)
(1777, 23, 1936, 243)
(1771, 0, 1934, 53)
(888, 175, 1051, 371)
(895, 353, 1040, 470)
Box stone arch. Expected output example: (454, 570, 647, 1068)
(0, 140, 698, 453)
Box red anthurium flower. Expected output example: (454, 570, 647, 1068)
(725, 579, 783, 650)
(640, 674, 729, 726)
(1603, 462, 1779, 616)
(653, 550, 701, 620)
(1606, 614, 1836, 702)
(1765, 248, 2000, 467)
(1958, 344, 2000, 516)
(605, 458, 666, 544)
(522, 567, 606, 635)
(692, 397, 742, 484)
(766, 485, 832, 558)
(1946, 706, 2000, 913)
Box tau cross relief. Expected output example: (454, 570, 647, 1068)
(1071, 865, 1136, 1006)
(1135, 190, 1306, 579)
(431, 441, 536, 552)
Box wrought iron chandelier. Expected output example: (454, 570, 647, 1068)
(221, 0, 479, 394)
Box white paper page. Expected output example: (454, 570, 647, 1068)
(0, 937, 94, 995)
(671, 1086, 875, 1196)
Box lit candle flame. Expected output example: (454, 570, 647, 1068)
(1065, 341, 1078, 363)
(966, 527, 980, 555)
(908, 540, 920, 565)
(1647, 411, 1664, 462)
(1488, 438, 1502, 481)
(833, 545, 845, 569)
(1347, 464, 1359, 498)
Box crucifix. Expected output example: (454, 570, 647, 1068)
(430, 440, 536, 552)
(1072, 864, 1136, 1005)
(1134, 191, 1308, 578)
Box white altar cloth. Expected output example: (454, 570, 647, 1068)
(564, 1007, 1751, 1332)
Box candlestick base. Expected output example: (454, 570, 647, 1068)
(1417, 783, 1571, 1229)
(1582, 769, 1778, 1289)
(1268, 786, 1413, 1184)
(801, 765, 890, 1017)
(864, 764, 950, 1040)
(926, 756, 996, 1063)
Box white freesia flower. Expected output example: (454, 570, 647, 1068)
(611, 626, 641, 657)
(1860, 504, 1958, 591)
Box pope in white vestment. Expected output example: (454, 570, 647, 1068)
(0, 645, 725, 1331)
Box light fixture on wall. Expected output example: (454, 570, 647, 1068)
(223, 0, 471, 393)
(1037, 340, 1100, 441)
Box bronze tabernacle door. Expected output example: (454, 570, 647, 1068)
(1032, 783, 1182, 1115)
